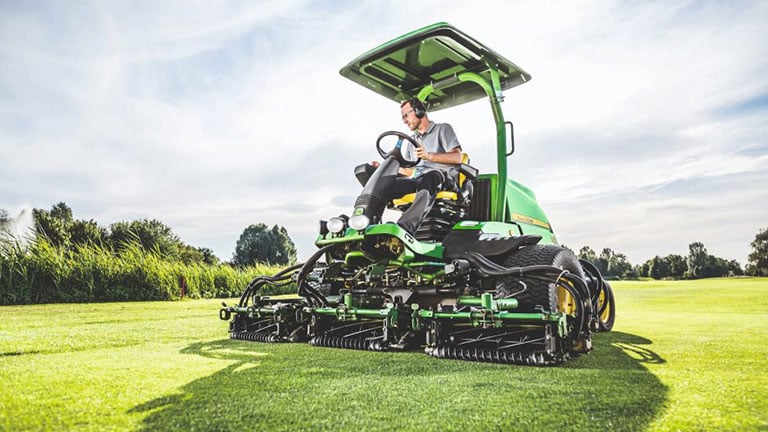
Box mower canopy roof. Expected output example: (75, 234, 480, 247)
(340, 22, 531, 111)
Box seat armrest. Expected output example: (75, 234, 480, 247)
(354, 163, 376, 186)
(458, 163, 478, 181)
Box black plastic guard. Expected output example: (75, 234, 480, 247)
(443, 231, 541, 260)
(354, 163, 376, 187)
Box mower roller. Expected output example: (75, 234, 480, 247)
(219, 22, 615, 365)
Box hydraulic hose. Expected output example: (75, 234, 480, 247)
(579, 259, 609, 316)
(459, 251, 591, 338)
(296, 244, 337, 308)
(238, 266, 300, 307)
(238, 263, 303, 307)
(554, 279, 586, 337)
(467, 252, 593, 312)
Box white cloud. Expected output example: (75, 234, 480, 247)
(1, 1, 766, 266)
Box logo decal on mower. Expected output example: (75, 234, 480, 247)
(403, 232, 415, 244)
(479, 233, 507, 241)
(511, 213, 551, 230)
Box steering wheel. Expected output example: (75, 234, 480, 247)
(375, 131, 421, 168)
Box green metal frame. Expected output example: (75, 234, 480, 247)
(417, 72, 510, 221)
(307, 292, 566, 336)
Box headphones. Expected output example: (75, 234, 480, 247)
(407, 98, 427, 119)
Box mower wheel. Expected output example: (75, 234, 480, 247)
(598, 281, 616, 331)
(495, 245, 584, 313)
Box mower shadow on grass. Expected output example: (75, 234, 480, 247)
(131, 333, 668, 431)
(568, 331, 667, 369)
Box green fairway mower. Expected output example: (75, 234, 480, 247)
(220, 23, 615, 365)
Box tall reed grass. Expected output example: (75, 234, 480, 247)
(0, 236, 291, 305)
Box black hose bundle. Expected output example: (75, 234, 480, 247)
(295, 244, 337, 308)
(458, 251, 592, 338)
(578, 259, 615, 331)
(237, 263, 304, 307)
(579, 259, 609, 315)
(236, 244, 338, 309)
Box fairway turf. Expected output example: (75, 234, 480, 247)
(1, 278, 766, 431)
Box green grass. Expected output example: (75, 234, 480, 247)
(1, 278, 766, 431)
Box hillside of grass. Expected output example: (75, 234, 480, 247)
(1, 278, 766, 431)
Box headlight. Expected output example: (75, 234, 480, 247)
(327, 217, 346, 233)
(348, 214, 370, 231)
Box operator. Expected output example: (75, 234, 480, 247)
(378, 98, 463, 235)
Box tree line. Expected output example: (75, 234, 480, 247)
(2, 202, 767, 298)
(0, 203, 298, 305)
(573, 230, 768, 280)
(0, 202, 297, 268)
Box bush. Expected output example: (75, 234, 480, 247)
(0, 236, 293, 305)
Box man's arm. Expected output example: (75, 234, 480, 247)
(371, 160, 414, 177)
(415, 146, 462, 165)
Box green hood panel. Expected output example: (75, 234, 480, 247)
(506, 179, 552, 231)
(340, 22, 531, 111)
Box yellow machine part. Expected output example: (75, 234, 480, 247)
(391, 153, 470, 206)
(598, 288, 612, 322)
(557, 284, 577, 316)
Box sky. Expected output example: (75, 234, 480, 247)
(1, 0, 766, 266)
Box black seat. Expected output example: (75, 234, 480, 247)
(391, 154, 478, 241)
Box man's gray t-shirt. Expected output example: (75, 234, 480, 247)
(404, 121, 461, 179)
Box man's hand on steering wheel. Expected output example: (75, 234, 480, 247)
(376, 131, 421, 168)
(414, 147, 430, 162)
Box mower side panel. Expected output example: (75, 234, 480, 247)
(478, 174, 558, 245)
(505, 178, 558, 245)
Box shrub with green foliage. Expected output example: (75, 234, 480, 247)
(0, 236, 292, 305)
(29, 202, 219, 266)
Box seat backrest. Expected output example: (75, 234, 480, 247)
(457, 153, 470, 187)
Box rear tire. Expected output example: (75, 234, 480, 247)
(495, 245, 585, 313)
(598, 281, 616, 331)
